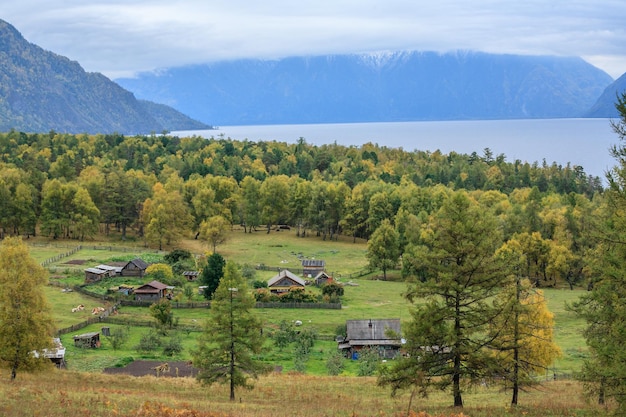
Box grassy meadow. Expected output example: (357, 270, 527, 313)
(0, 229, 605, 416)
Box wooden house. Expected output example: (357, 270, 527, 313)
(84, 267, 109, 283)
(120, 258, 149, 277)
(338, 319, 402, 359)
(134, 280, 169, 302)
(183, 271, 200, 281)
(314, 271, 332, 286)
(301, 259, 325, 277)
(267, 270, 306, 294)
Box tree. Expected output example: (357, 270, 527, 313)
(378, 190, 510, 408)
(193, 261, 270, 400)
(0, 237, 54, 380)
(489, 242, 561, 405)
(200, 215, 230, 253)
(149, 298, 175, 333)
(571, 91, 626, 411)
(366, 219, 400, 280)
(142, 182, 193, 250)
(200, 253, 226, 299)
(145, 263, 174, 285)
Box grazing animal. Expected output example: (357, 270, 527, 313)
(91, 306, 106, 315)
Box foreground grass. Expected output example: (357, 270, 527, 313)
(0, 369, 608, 417)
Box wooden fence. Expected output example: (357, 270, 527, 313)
(255, 302, 341, 309)
(56, 303, 119, 336)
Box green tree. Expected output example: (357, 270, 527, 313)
(193, 261, 270, 401)
(366, 219, 400, 280)
(149, 299, 174, 333)
(0, 237, 54, 380)
(142, 182, 193, 250)
(326, 349, 345, 376)
(571, 92, 626, 411)
(200, 253, 226, 299)
(200, 215, 230, 253)
(145, 263, 175, 285)
(378, 190, 510, 408)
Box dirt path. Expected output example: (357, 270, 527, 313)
(103, 360, 198, 378)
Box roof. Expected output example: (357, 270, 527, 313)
(267, 270, 306, 287)
(314, 271, 332, 280)
(301, 259, 325, 267)
(183, 271, 199, 276)
(135, 280, 168, 293)
(84, 267, 108, 274)
(73, 332, 100, 339)
(125, 258, 149, 270)
(346, 319, 401, 341)
(96, 264, 119, 272)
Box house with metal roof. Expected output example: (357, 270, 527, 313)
(338, 319, 402, 359)
(267, 270, 306, 294)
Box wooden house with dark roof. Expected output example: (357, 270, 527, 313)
(134, 280, 169, 302)
(338, 319, 402, 359)
(121, 258, 149, 277)
(301, 259, 325, 277)
(267, 270, 306, 294)
(314, 271, 332, 286)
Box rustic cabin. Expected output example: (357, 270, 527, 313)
(301, 259, 325, 277)
(267, 270, 306, 294)
(338, 319, 402, 359)
(134, 280, 169, 302)
(73, 332, 101, 348)
(183, 271, 200, 282)
(120, 258, 149, 277)
(84, 267, 109, 283)
(33, 338, 66, 368)
(96, 264, 121, 276)
(314, 271, 332, 286)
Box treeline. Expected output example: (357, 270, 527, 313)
(0, 129, 609, 286)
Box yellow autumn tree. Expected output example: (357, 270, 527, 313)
(0, 237, 54, 380)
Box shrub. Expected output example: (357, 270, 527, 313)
(162, 336, 183, 357)
(135, 330, 163, 354)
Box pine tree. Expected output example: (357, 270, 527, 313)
(193, 261, 270, 400)
(0, 237, 54, 380)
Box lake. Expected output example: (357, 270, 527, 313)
(173, 118, 621, 180)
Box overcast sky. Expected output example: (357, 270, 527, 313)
(3, 0, 626, 80)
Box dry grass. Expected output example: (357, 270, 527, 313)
(0, 370, 609, 417)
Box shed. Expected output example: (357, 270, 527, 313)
(314, 271, 332, 286)
(268, 270, 306, 294)
(134, 280, 169, 302)
(96, 264, 122, 276)
(302, 259, 325, 277)
(84, 267, 108, 283)
(183, 271, 200, 281)
(73, 332, 101, 348)
(121, 258, 149, 277)
(338, 319, 402, 359)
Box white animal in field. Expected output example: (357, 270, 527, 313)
(294, 320, 303, 326)
(91, 306, 106, 315)
(71, 304, 85, 313)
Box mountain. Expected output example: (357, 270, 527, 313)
(0, 19, 210, 134)
(584, 72, 626, 118)
(116, 51, 613, 126)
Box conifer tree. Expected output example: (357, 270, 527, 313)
(193, 261, 269, 400)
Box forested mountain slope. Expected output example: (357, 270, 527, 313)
(0, 19, 210, 134)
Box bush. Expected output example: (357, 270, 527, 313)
(326, 349, 345, 376)
(135, 330, 163, 354)
(356, 347, 380, 376)
(162, 336, 184, 357)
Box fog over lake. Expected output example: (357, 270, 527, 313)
(174, 118, 619, 180)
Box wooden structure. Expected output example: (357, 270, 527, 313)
(84, 267, 109, 283)
(73, 332, 101, 348)
(121, 258, 149, 277)
(134, 280, 169, 302)
(338, 319, 402, 359)
(34, 338, 66, 368)
(314, 271, 332, 286)
(183, 271, 200, 281)
(301, 259, 325, 277)
(268, 270, 306, 294)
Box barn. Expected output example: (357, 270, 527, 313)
(121, 258, 149, 277)
(134, 280, 169, 302)
(301, 259, 325, 277)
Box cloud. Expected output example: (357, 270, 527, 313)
(3, 0, 626, 79)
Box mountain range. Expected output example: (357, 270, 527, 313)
(1, 17, 625, 134)
(116, 51, 620, 126)
(0, 19, 209, 134)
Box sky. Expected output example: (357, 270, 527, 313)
(3, 0, 626, 80)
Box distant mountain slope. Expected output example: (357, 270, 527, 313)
(0, 19, 210, 134)
(584, 73, 626, 118)
(116, 51, 613, 126)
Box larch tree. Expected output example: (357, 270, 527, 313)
(200, 252, 226, 300)
(199, 215, 230, 254)
(490, 239, 561, 405)
(571, 91, 626, 412)
(378, 190, 511, 408)
(0, 237, 54, 380)
(193, 261, 270, 401)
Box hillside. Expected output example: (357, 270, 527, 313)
(584, 72, 626, 117)
(0, 19, 210, 134)
(115, 51, 613, 126)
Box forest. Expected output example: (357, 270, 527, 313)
(0, 126, 609, 289)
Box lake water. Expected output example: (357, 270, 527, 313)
(174, 118, 621, 180)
